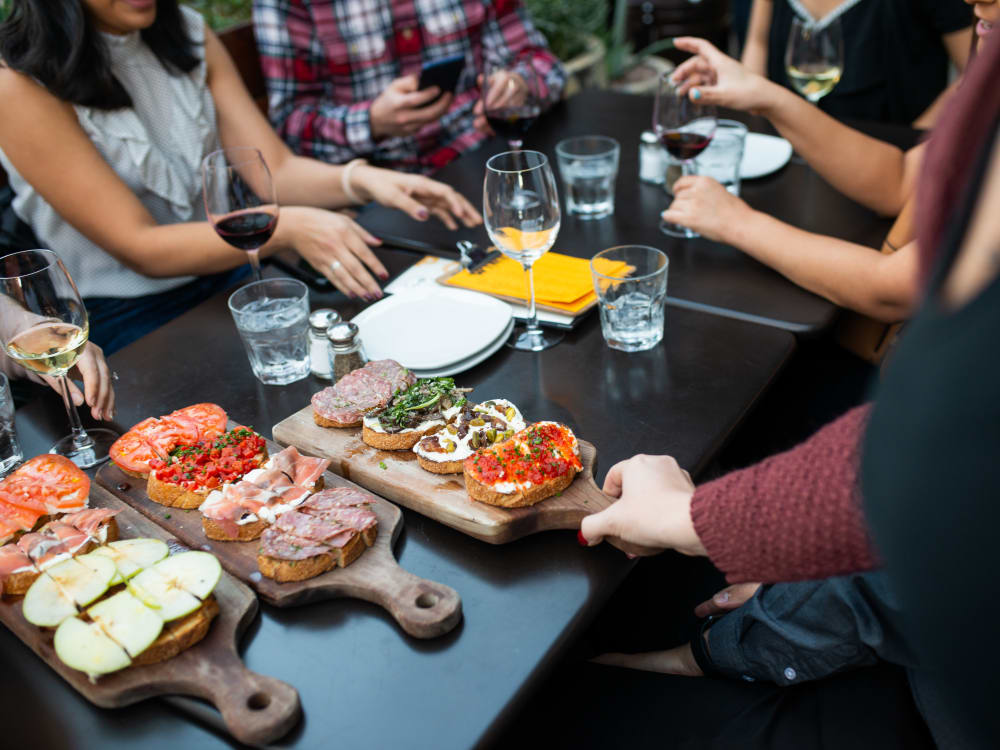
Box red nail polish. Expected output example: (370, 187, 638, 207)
(577, 530, 588, 547)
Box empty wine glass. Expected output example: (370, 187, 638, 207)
(785, 16, 844, 103)
(653, 72, 717, 238)
(202, 147, 279, 282)
(0, 249, 119, 467)
(484, 150, 563, 351)
(481, 57, 542, 150)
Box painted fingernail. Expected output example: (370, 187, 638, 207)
(691, 89, 702, 100)
(417, 209, 429, 220)
(716, 591, 730, 603)
(577, 530, 588, 547)
(379, 272, 390, 280)
(626, 552, 637, 560)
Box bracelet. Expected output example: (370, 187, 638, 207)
(341, 158, 368, 205)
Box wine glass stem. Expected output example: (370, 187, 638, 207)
(523, 261, 540, 333)
(509, 139, 523, 151)
(57, 375, 94, 451)
(248, 248, 263, 281)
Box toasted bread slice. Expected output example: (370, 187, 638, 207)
(2, 567, 40, 596)
(146, 474, 210, 509)
(362, 423, 443, 451)
(129, 596, 219, 667)
(257, 524, 377, 582)
(464, 468, 577, 508)
(417, 455, 464, 474)
(313, 411, 362, 429)
(201, 516, 269, 542)
(116, 466, 148, 480)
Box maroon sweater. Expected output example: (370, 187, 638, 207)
(690, 404, 879, 583)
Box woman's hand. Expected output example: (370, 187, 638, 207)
(352, 167, 482, 230)
(693, 583, 761, 618)
(12, 342, 115, 421)
(278, 206, 389, 299)
(672, 37, 777, 115)
(580, 454, 705, 557)
(661, 175, 754, 243)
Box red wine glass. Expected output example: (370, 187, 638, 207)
(482, 57, 542, 150)
(202, 147, 279, 281)
(653, 72, 717, 238)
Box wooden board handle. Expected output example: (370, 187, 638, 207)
(359, 563, 462, 639)
(169, 649, 301, 745)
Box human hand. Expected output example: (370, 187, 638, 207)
(579, 454, 704, 557)
(352, 166, 481, 230)
(693, 583, 761, 618)
(370, 75, 454, 140)
(472, 71, 529, 134)
(591, 645, 703, 677)
(16, 342, 115, 421)
(672, 37, 775, 115)
(661, 175, 753, 243)
(279, 206, 388, 299)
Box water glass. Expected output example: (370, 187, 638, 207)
(0, 373, 23, 476)
(228, 278, 311, 385)
(695, 119, 748, 196)
(554, 136, 620, 220)
(591, 245, 669, 352)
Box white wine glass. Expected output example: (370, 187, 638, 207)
(0, 249, 119, 467)
(202, 147, 279, 282)
(785, 17, 844, 103)
(484, 150, 563, 351)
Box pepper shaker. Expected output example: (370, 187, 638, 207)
(327, 321, 367, 382)
(309, 308, 341, 379)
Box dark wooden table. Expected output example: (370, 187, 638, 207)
(2, 254, 794, 749)
(357, 89, 918, 334)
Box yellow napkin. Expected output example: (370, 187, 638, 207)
(444, 252, 629, 314)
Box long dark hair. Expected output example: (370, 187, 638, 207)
(0, 0, 199, 110)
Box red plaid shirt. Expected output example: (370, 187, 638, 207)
(253, 0, 566, 173)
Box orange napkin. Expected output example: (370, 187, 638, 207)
(444, 252, 630, 314)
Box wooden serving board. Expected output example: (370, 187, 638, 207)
(95, 434, 462, 639)
(272, 406, 615, 544)
(0, 485, 300, 746)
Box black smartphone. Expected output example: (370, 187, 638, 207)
(418, 54, 466, 96)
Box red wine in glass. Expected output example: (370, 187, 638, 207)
(660, 125, 715, 161)
(482, 58, 542, 150)
(202, 147, 278, 281)
(486, 106, 540, 142)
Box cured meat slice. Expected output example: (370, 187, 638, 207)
(200, 488, 252, 540)
(272, 510, 349, 542)
(306, 505, 378, 534)
(60, 508, 119, 537)
(169, 403, 227, 439)
(4, 455, 89, 512)
(37, 521, 91, 555)
(267, 447, 330, 489)
(17, 532, 69, 567)
(311, 359, 415, 423)
(227, 482, 277, 515)
(302, 488, 374, 513)
(259, 528, 332, 560)
(0, 544, 34, 582)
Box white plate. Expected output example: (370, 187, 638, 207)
(353, 287, 512, 370)
(741, 133, 794, 179)
(412, 317, 514, 378)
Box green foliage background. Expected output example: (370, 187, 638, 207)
(0, 1, 253, 28)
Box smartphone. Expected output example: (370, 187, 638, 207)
(418, 54, 466, 97)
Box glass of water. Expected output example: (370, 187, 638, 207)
(590, 245, 668, 352)
(694, 119, 748, 196)
(228, 278, 311, 385)
(0, 372, 24, 476)
(554, 136, 620, 220)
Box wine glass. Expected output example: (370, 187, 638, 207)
(484, 150, 563, 351)
(0, 249, 119, 468)
(785, 17, 844, 103)
(653, 72, 717, 238)
(481, 57, 542, 150)
(202, 147, 279, 282)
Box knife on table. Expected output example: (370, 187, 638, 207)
(378, 234, 501, 273)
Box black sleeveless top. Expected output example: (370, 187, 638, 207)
(863, 123, 1000, 747)
(767, 0, 972, 124)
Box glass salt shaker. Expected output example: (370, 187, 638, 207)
(639, 130, 668, 185)
(327, 321, 367, 382)
(309, 308, 341, 379)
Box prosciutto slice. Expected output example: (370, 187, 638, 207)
(0, 544, 34, 585)
(61, 508, 118, 537)
(266, 447, 329, 489)
(17, 532, 69, 567)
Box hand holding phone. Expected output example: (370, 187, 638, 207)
(418, 54, 467, 96)
(370, 74, 456, 140)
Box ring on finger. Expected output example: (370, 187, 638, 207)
(330, 259, 343, 272)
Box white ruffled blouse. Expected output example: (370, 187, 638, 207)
(0, 6, 220, 298)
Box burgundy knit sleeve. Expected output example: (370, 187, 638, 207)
(690, 405, 880, 583)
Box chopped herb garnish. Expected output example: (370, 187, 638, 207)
(379, 461, 387, 470)
(164, 513, 172, 519)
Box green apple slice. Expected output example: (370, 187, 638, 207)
(22, 573, 78, 627)
(92, 539, 169, 581)
(131, 568, 201, 622)
(46, 556, 115, 607)
(87, 590, 164, 658)
(77, 551, 122, 586)
(151, 551, 222, 600)
(54, 617, 131, 677)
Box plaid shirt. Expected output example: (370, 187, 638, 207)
(253, 0, 566, 173)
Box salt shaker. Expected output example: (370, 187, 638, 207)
(327, 321, 367, 382)
(639, 131, 668, 185)
(309, 308, 341, 379)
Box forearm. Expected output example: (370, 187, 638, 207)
(120, 221, 269, 277)
(758, 83, 911, 215)
(270, 155, 353, 209)
(726, 210, 916, 321)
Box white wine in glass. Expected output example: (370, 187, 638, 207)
(484, 150, 563, 351)
(785, 17, 844, 103)
(0, 249, 119, 467)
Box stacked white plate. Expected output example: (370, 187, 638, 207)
(741, 133, 794, 179)
(351, 288, 513, 378)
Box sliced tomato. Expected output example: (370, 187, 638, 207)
(170, 403, 227, 439)
(142, 419, 201, 458)
(110, 430, 159, 474)
(0, 493, 42, 531)
(8, 455, 91, 512)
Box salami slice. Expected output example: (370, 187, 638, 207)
(312, 359, 414, 423)
(302, 487, 374, 512)
(259, 527, 331, 560)
(272, 510, 346, 542)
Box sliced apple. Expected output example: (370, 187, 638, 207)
(46, 556, 116, 607)
(131, 568, 201, 622)
(22, 573, 78, 627)
(88, 590, 164, 658)
(76, 551, 122, 586)
(54, 617, 131, 677)
(151, 551, 222, 600)
(92, 538, 168, 581)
